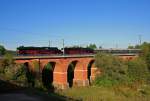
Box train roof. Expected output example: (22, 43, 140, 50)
(95, 48, 141, 51)
(17, 46, 59, 50)
(64, 47, 93, 50)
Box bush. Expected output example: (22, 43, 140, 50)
(94, 53, 128, 86)
(94, 52, 150, 87)
(0, 53, 15, 80)
(13, 63, 35, 87)
(0, 45, 6, 55)
(127, 58, 150, 82)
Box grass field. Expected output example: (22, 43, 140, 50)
(59, 84, 150, 101)
(1, 79, 150, 101)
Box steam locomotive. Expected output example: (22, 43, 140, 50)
(17, 46, 94, 55)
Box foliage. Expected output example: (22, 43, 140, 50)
(140, 42, 150, 70)
(0, 53, 14, 74)
(127, 58, 150, 82)
(139, 42, 150, 58)
(0, 53, 24, 81)
(146, 53, 150, 69)
(94, 53, 128, 86)
(128, 45, 135, 49)
(86, 44, 97, 49)
(94, 52, 150, 87)
(60, 84, 150, 101)
(128, 42, 150, 69)
(0, 45, 6, 55)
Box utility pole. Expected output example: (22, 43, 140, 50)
(115, 43, 118, 49)
(62, 39, 65, 55)
(138, 34, 142, 45)
(48, 40, 51, 47)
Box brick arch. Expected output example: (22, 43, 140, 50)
(42, 61, 56, 71)
(71, 58, 93, 86)
(87, 59, 100, 82)
(87, 59, 95, 84)
(22, 62, 33, 74)
(40, 60, 61, 72)
(52, 59, 79, 89)
(66, 60, 78, 88)
(42, 62, 56, 88)
(15, 60, 36, 72)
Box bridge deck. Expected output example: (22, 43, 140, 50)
(0, 53, 138, 60)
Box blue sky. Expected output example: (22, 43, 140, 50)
(0, 0, 150, 50)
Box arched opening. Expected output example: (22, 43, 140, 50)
(23, 62, 35, 87)
(42, 62, 55, 89)
(87, 60, 95, 85)
(67, 61, 78, 88)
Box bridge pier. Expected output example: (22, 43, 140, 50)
(73, 61, 89, 87)
(73, 70, 89, 86)
(53, 72, 68, 89)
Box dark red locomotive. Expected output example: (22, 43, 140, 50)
(17, 46, 62, 55)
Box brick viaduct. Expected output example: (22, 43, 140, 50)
(14, 54, 137, 89)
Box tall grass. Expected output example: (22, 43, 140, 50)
(59, 84, 150, 101)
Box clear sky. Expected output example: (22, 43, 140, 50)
(0, 0, 150, 50)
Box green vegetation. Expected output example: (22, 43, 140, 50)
(86, 44, 97, 49)
(60, 85, 150, 101)
(0, 45, 6, 55)
(127, 58, 149, 82)
(0, 53, 15, 79)
(94, 53, 128, 86)
(94, 52, 150, 87)
(128, 42, 150, 69)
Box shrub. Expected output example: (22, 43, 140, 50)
(127, 58, 149, 82)
(94, 53, 128, 86)
(0, 45, 6, 55)
(0, 53, 15, 80)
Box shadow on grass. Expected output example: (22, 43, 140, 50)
(0, 79, 82, 101)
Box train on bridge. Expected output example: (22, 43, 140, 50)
(17, 46, 94, 55)
(17, 46, 141, 56)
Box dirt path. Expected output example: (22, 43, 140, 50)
(0, 93, 43, 101)
(0, 80, 68, 101)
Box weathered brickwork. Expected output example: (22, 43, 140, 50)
(15, 55, 136, 89)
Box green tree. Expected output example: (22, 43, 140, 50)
(87, 44, 97, 50)
(0, 53, 16, 80)
(0, 53, 14, 74)
(128, 45, 134, 49)
(94, 53, 128, 86)
(128, 42, 150, 70)
(137, 42, 150, 69)
(127, 58, 149, 82)
(0, 45, 6, 55)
